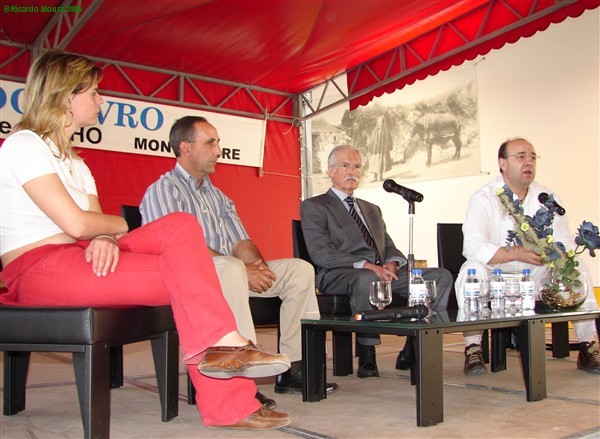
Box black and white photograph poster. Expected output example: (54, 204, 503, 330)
(311, 64, 480, 195)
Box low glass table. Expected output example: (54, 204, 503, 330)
(301, 308, 600, 426)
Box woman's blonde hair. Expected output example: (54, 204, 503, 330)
(15, 51, 102, 158)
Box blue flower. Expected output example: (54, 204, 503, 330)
(530, 208, 553, 229)
(545, 249, 562, 261)
(575, 221, 600, 257)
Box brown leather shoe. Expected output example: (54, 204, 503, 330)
(211, 406, 291, 430)
(198, 341, 291, 379)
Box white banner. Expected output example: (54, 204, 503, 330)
(0, 80, 266, 168)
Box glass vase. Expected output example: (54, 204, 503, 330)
(538, 270, 588, 310)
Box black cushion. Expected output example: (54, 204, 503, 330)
(0, 305, 175, 345)
(316, 294, 352, 316)
(249, 297, 282, 326)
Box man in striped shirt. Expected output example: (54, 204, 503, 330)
(141, 116, 338, 403)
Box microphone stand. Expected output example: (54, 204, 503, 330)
(406, 200, 416, 288)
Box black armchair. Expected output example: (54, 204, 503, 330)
(121, 205, 283, 403)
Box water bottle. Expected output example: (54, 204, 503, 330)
(520, 269, 536, 311)
(463, 268, 480, 317)
(408, 269, 427, 307)
(490, 269, 505, 313)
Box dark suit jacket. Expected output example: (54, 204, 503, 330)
(300, 189, 405, 286)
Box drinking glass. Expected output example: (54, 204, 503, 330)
(424, 280, 437, 318)
(369, 280, 392, 310)
(479, 280, 491, 318)
(504, 275, 521, 312)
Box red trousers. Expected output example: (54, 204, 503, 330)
(1, 213, 260, 426)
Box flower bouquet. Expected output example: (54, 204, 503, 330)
(496, 185, 600, 309)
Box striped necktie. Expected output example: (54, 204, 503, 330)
(345, 196, 381, 264)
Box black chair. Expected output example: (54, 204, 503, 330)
(436, 223, 495, 364)
(0, 301, 179, 439)
(291, 219, 407, 376)
(291, 220, 353, 375)
(122, 205, 282, 325)
(121, 205, 282, 401)
(435, 223, 464, 311)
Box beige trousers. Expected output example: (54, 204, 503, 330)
(213, 256, 320, 362)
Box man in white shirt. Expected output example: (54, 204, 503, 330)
(456, 138, 600, 375)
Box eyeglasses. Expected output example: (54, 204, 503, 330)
(502, 153, 541, 162)
(335, 163, 362, 171)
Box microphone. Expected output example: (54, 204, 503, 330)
(383, 179, 424, 203)
(354, 305, 428, 322)
(538, 192, 566, 216)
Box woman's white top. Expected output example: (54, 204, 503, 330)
(0, 130, 97, 256)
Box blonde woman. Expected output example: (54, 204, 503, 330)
(0, 51, 291, 430)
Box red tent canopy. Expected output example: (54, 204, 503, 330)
(3, 1, 597, 98)
(1, 0, 598, 258)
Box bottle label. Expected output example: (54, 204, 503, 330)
(409, 283, 427, 304)
(464, 282, 480, 298)
(520, 280, 535, 296)
(490, 281, 505, 298)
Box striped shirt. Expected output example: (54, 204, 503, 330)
(140, 163, 249, 255)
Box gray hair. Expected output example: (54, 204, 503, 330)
(327, 144, 360, 167)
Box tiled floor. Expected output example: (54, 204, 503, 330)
(1, 327, 599, 438)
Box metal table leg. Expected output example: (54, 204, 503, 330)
(415, 329, 444, 426)
(550, 321, 570, 358)
(332, 331, 353, 376)
(491, 328, 508, 372)
(516, 318, 547, 402)
(302, 324, 326, 402)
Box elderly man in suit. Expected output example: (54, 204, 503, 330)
(300, 144, 452, 378)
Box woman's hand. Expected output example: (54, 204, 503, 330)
(85, 236, 120, 276)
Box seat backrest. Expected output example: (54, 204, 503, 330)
(436, 223, 465, 278)
(291, 219, 316, 268)
(121, 205, 142, 231)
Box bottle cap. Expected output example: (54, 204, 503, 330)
(493, 269, 502, 275)
(467, 268, 476, 275)
(412, 268, 422, 275)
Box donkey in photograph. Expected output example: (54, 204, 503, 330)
(409, 113, 462, 166)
